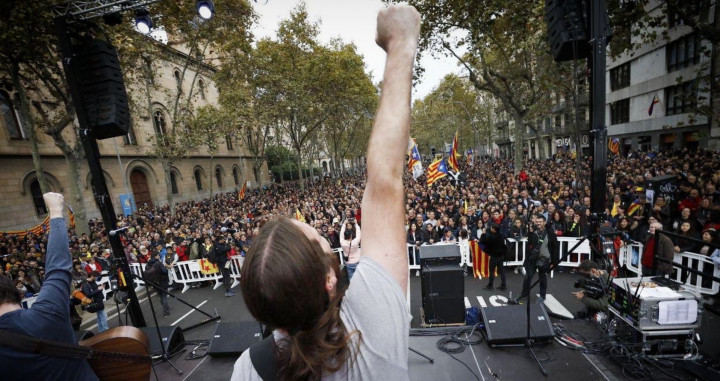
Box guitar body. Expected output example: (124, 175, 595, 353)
(80, 326, 151, 381)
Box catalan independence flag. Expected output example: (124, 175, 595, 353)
(426, 158, 449, 186)
(470, 240, 495, 278)
(627, 201, 642, 216)
(608, 138, 620, 155)
(238, 183, 247, 201)
(295, 208, 306, 223)
(447, 131, 460, 172)
(407, 139, 423, 180)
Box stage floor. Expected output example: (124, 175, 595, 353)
(79, 269, 720, 380)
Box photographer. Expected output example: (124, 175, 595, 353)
(512, 214, 557, 303)
(572, 260, 610, 319)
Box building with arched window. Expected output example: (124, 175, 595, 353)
(0, 39, 269, 231)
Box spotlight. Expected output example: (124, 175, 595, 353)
(197, 0, 215, 20)
(134, 9, 153, 34)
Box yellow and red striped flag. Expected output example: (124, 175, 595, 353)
(238, 183, 247, 200)
(470, 240, 496, 278)
(426, 158, 449, 186)
(295, 208, 306, 223)
(447, 131, 460, 172)
(627, 201, 642, 216)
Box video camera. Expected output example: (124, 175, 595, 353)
(574, 275, 606, 299)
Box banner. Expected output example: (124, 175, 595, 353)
(119, 194, 136, 216)
(199, 259, 219, 274)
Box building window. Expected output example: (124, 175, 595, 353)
(666, 33, 700, 73)
(610, 98, 630, 125)
(668, 2, 705, 29)
(554, 114, 561, 129)
(1, 91, 26, 140)
(170, 171, 179, 195)
(30, 180, 47, 216)
(174, 69, 183, 92)
(198, 79, 206, 100)
(194, 169, 203, 191)
(123, 124, 137, 145)
(610, 62, 630, 91)
(665, 82, 697, 116)
(153, 110, 167, 136)
(215, 167, 223, 188)
(233, 167, 240, 186)
(226, 135, 233, 150)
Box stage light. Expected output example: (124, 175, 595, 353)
(135, 9, 153, 34)
(197, 0, 215, 20)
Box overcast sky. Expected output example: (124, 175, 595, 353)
(250, 0, 462, 100)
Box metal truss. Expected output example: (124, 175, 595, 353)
(52, 0, 161, 21)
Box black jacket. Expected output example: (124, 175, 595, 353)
(480, 230, 506, 258)
(81, 280, 104, 311)
(526, 227, 559, 266)
(146, 257, 169, 289)
(214, 241, 230, 265)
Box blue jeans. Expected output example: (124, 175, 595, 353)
(96, 309, 109, 333)
(346, 262, 358, 281)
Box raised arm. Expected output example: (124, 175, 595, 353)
(31, 193, 72, 315)
(361, 5, 420, 295)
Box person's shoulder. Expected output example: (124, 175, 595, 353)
(231, 349, 261, 381)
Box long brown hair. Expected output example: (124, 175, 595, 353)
(241, 217, 358, 380)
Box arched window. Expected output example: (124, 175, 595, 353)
(170, 171, 179, 195)
(215, 167, 223, 188)
(232, 167, 239, 186)
(30, 179, 47, 216)
(174, 69, 183, 93)
(253, 167, 260, 183)
(194, 169, 203, 191)
(198, 79, 205, 100)
(153, 111, 167, 136)
(1, 91, 25, 140)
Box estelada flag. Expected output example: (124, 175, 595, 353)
(470, 240, 496, 278)
(608, 138, 620, 155)
(238, 183, 247, 200)
(199, 259, 219, 274)
(426, 158, 449, 186)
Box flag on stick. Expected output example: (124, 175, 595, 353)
(295, 208, 306, 223)
(608, 138, 620, 155)
(447, 131, 460, 172)
(648, 94, 660, 116)
(238, 183, 247, 200)
(426, 158, 449, 186)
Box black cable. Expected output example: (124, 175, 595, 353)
(185, 343, 209, 360)
(432, 324, 484, 381)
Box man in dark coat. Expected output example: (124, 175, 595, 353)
(214, 236, 234, 297)
(82, 271, 108, 332)
(145, 251, 171, 317)
(514, 214, 558, 303)
(481, 223, 507, 290)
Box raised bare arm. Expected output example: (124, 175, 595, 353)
(361, 5, 420, 295)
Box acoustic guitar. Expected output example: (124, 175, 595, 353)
(80, 326, 152, 381)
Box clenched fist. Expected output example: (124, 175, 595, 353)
(43, 192, 65, 219)
(376, 4, 421, 55)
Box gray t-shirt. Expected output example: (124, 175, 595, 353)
(231, 256, 411, 380)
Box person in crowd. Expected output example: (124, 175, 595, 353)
(214, 236, 234, 297)
(422, 223, 437, 245)
(406, 222, 421, 266)
(548, 210, 567, 237)
(84, 255, 102, 274)
(82, 271, 108, 333)
(0, 193, 98, 380)
(673, 221, 699, 254)
(439, 228, 456, 243)
(641, 222, 676, 276)
(340, 219, 362, 280)
(232, 7, 420, 379)
(144, 249, 171, 317)
(481, 223, 507, 291)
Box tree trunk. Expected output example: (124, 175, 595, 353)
(66, 151, 89, 236)
(162, 160, 175, 217)
(296, 149, 304, 189)
(209, 153, 215, 220)
(11, 61, 48, 194)
(572, 58, 583, 181)
(709, 2, 720, 150)
(512, 115, 525, 174)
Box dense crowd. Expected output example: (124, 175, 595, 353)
(3, 148, 720, 301)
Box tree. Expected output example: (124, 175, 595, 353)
(390, 0, 560, 173)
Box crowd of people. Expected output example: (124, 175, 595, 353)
(2, 149, 720, 318)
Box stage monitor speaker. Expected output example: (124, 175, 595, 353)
(73, 39, 130, 140)
(139, 326, 185, 356)
(75, 330, 94, 343)
(545, 0, 590, 62)
(209, 321, 263, 357)
(419, 244, 461, 266)
(480, 304, 554, 346)
(421, 263, 465, 324)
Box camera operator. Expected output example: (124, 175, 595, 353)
(572, 260, 610, 319)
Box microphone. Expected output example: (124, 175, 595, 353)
(109, 226, 129, 236)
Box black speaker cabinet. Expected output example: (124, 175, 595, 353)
(545, 0, 590, 62)
(421, 263, 465, 324)
(419, 244, 461, 266)
(139, 326, 185, 356)
(209, 321, 263, 357)
(480, 304, 554, 346)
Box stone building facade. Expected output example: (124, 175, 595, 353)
(0, 41, 268, 231)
